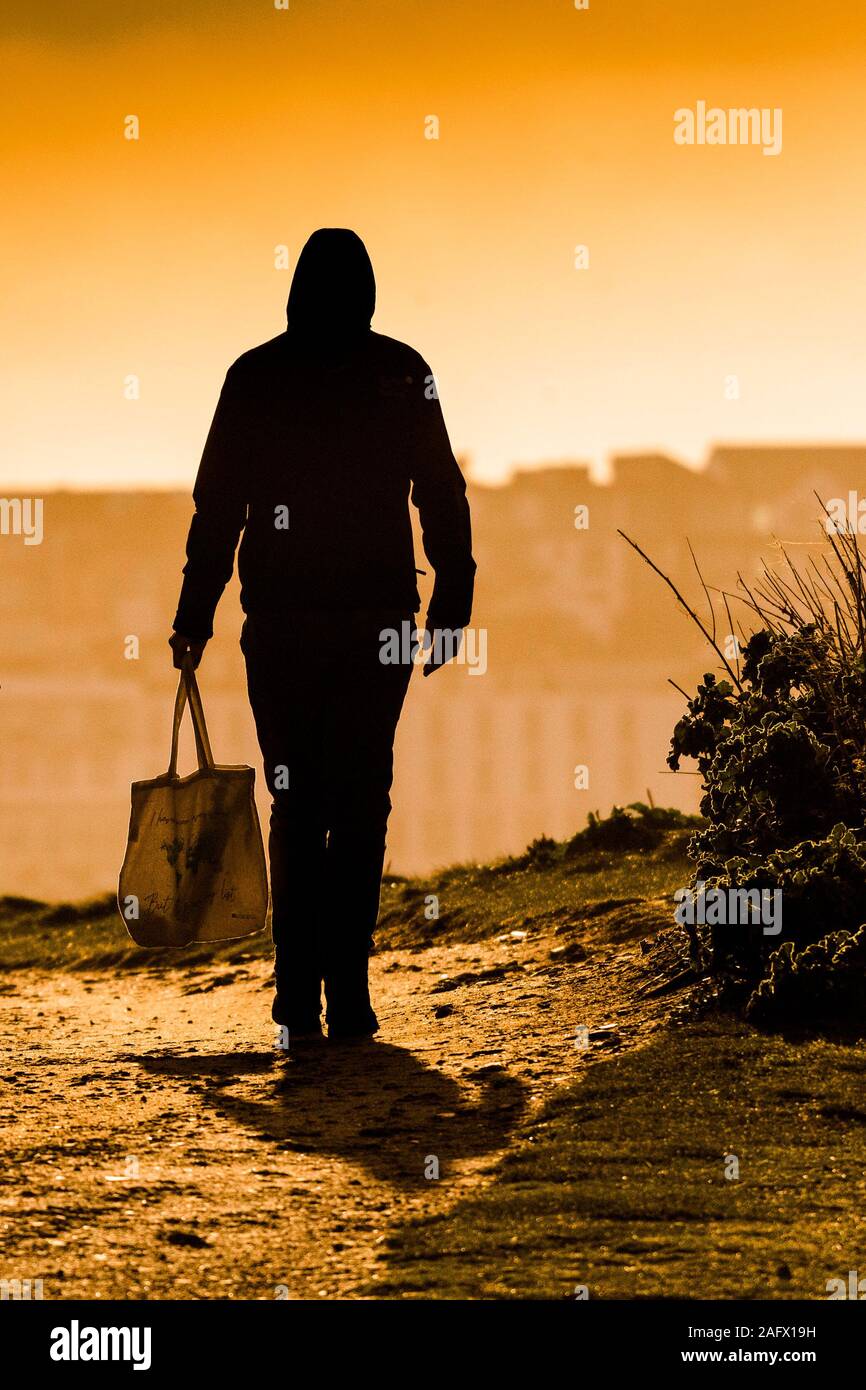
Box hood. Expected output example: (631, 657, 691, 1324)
(286, 228, 376, 347)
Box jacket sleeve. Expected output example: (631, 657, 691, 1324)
(172, 366, 249, 642)
(409, 366, 476, 630)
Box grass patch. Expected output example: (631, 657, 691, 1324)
(0, 806, 697, 971)
(378, 809, 699, 951)
(369, 1019, 866, 1299)
(0, 893, 268, 973)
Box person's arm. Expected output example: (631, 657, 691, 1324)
(410, 365, 476, 673)
(170, 365, 249, 667)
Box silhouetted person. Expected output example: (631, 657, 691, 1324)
(169, 228, 475, 1039)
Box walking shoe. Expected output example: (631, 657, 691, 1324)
(271, 993, 322, 1037)
(326, 1004, 379, 1040)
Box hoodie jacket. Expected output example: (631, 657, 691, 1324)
(173, 228, 476, 641)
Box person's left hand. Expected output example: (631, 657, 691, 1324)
(422, 626, 463, 677)
(168, 631, 207, 670)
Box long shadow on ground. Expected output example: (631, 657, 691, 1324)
(365, 1019, 866, 1298)
(139, 1043, 528, 1188)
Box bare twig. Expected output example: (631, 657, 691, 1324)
(618, 530, 744, 692)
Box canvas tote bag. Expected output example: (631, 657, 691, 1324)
(118, 658, 268, 947)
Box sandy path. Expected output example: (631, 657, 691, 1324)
(0, 928, 670, 1299)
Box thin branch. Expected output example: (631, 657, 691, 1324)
(687, 538, 717, 646)
(618, 531, 743, 691)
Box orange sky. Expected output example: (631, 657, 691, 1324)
(3, 0, 866, 487)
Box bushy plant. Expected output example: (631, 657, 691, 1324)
(621, 508, 866, 1026)
(746, 923, 866, 1026)
(566, 802, 699, 856)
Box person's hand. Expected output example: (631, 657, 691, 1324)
(169, 631, 207, 671)
(422, 625, 464, 677)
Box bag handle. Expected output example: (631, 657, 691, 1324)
(167, 655, 215, 778)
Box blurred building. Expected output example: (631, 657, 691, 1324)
(1, 446, 863, 898)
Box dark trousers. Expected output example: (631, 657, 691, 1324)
(240, 609, 413, 1022)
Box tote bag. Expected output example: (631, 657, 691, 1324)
(118, 658, 268, 947)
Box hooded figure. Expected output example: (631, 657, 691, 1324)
(171, 229, 475, 1039)
(286, 227, 376, 350)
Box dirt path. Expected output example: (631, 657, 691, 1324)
(0, 927, 674, 1299)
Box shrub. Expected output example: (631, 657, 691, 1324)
(621, 508, 866, 1026)
(746, 923, 866, 1026)
(566, 803, 700, 856)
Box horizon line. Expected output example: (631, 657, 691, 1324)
(4, 439, 866, 495)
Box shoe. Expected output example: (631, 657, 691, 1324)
(326, 1005, 379, 1040)
(271, 993, 322, 1036)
